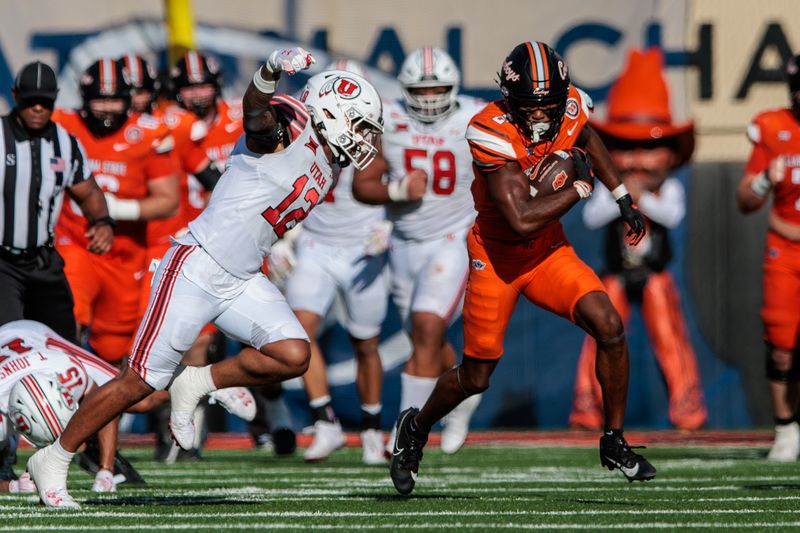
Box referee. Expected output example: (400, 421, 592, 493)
(0, 61, 113, 343)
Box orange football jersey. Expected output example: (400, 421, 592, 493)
(465, 85, 591, 241)
(745, 107, 800, 224)
(146, 106, 210, 246)
(53, 109, 178, 255)
(182, 100, 243, 224)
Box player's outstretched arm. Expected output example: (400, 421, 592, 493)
(244, 47, 315, 154)
(488, 162, 582, 238)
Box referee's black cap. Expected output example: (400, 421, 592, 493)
(14, 61, 58, 101)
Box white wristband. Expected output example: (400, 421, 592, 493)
(387, 178, 410, 202)
(104, 193, 140, 221)
(252, 67, 276, 94)
(611, 183, 629, 201)
(750, 172, 772, 198)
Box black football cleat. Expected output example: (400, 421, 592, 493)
(389, 408, 428, 495)
(599, 433, 656, 482)
(272, 427, 297, 456)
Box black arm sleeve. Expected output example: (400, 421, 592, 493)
(193, 162, 222, 192)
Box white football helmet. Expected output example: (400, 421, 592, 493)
(300, 70, 383, 170)
(8, 371, 78, 448)
(324, 59, 367, 79)
(398, 47, 461, 122)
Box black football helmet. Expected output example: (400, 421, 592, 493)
(119, 53, 158, 112)
(497, 41, 570, 143)
(785, 54, 800, 118)
(171, 51, 221, 117)
(79, 58, 132, 136)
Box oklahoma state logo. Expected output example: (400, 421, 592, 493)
(552, 170, 568, 191)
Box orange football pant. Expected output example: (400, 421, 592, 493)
(463, 224, 606, 360)
(58, 242, 146, 363)
(761, 231, 800, 351)
(570, 271, 707, 430)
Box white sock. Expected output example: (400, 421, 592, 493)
(199, 365, 217, 393)
(52, 438, 75, 467)
(399, 373, 437, 412)
(361, 403, 382, 415)
(309, 395, 332, 409)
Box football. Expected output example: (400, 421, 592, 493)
(528, 149, 580, 197)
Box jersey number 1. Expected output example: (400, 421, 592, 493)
(261, 174, 321, 238)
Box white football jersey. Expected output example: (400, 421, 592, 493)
(187, 119, 334, 279)
(0, 321, 118, 411)
(302, 164, 385, 247)
(381, 96, 483, 241)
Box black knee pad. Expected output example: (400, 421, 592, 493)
(766, 343, 800, 382)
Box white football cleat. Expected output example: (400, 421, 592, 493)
(8, 471, 36, 493)
(767, 422, 800, 461)
(303, 420, 345, 462)
(440, 393, 482, 455)
(208, 387, 257, 422)
(385, 425, 396, 456)
(27, 446, 79, 509)
(91, 469, 116, 493)
(360, 429, 386, 465)
(168, 366, 215, 450)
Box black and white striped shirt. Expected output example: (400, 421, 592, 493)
(0, 112, 91, 250)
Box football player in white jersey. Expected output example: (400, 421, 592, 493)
(285, 59, 390, 464)
(353, 48, 483, 455)
(0, 320, 255, 493)
(27, 48, 385, 508)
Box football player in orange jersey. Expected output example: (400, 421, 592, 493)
(737, 54, 800, 461)
(389, 41, 655, 495)
(53, 58, 179, 365)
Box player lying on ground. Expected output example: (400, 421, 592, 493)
(0, 320, 255, 493)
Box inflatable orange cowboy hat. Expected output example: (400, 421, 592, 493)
(591, 47, 695, 168)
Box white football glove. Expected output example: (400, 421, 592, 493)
(266, 47, 315, 75)
(267, 238, 296, 286)
(365, 220, 393, 256)
(91, 469, 118, 493)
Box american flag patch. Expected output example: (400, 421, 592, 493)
(50, 157, 66, 172)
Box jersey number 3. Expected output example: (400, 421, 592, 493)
(261, 174, 321, 238)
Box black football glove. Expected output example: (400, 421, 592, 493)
(569, 148, 596, 188)
(616, 193, 646, 245)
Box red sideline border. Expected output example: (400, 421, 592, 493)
(19, 430, 773, 450)
(69, 429, 775, 450)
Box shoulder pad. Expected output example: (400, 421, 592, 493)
(153, 134, 175, 154)
(190, 120, 208, 142)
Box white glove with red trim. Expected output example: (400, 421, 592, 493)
(266, 48, 315, 75)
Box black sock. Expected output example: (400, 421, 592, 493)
(775, 416, 795, 426)
(312, 403, 337, 424)
(604, 428, 624, 438)
(361, 410, 381, 431)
